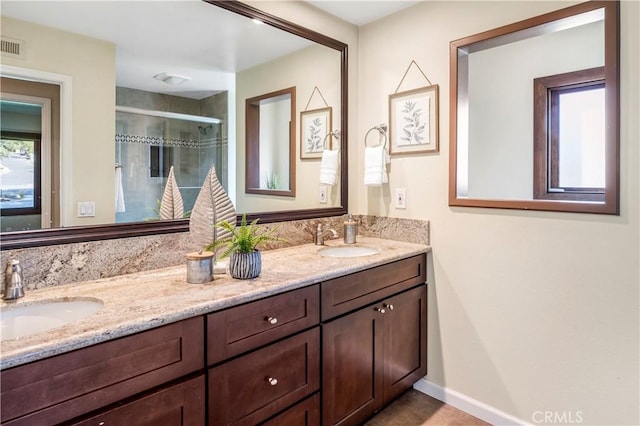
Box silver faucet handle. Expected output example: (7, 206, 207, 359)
(3, 259, 25, 300)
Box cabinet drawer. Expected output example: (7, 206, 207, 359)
(70, 375, 205, 426)
(209, 327, 320, 425)
(207, 285, 319, 365)
(261, 393, 320, 426)
(1, 317, 204, 426)
(321, 254, 426, 320)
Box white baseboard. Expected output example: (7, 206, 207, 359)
(413, 378, 530, 426)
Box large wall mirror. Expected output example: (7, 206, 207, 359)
(0, 0, 348, 249)
(449, 0, 619, 214)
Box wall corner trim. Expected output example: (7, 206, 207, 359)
(413, 378, 531, 426)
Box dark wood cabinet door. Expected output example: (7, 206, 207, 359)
(322, 306, 384, 426)
(260, 393, 320, 426)
(383, 285, 427, 402)
(70, 375, 205, 426)
(209, 328, 320, 426)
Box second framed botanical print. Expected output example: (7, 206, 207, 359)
(300, 107, 332, 159)
(388, 84, 439, 155)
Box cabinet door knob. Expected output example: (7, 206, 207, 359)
(375, 307, 386, 314)
(384, 303, 394, 311)
(266, 316, 278, 325)
(267, 377, 278, 386)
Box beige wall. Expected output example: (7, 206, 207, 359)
(236, 43, 343, 212)
(244, 0, 360, 215)
(1, 17, 116, 227)
(357, 1, 639, 424)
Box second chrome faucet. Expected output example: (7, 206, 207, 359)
(314, 223, 338, 245)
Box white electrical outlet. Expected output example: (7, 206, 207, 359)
(319, 186, 328, 204)
(395, 188, 407, 209)
(77, 201, 96, 217)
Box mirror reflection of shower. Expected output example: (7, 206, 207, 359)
(114, 88, 227, 224)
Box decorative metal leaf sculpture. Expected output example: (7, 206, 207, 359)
(159, 166, 184, 219)
(189, 165, 236, 251)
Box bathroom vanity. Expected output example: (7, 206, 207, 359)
(0, 237, 429, 426)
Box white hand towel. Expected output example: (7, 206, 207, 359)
(319, 149, 339, 185)
(364, 145, 390, 186)
(115, 166, 126, 213)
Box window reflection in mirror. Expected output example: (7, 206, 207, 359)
(449, 1, 619, 214)
(557, 89, 605, 187)
(0, 132, 40, 213)
(0, 89, 55, 232)
(533, 67, 605, 201)
(245, 87, 296, 197)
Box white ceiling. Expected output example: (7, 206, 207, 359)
(1, 1, 313, 99)
(1, 1, 418, 100)
(304, 0, 420, 26)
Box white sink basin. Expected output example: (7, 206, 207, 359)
(1, 298, 103, 341)
(317, 245, 379, 258)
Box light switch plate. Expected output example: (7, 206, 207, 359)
(395, 188, 407, 209)
(77, 201, 96, 217)
(319, 186, 328, 204)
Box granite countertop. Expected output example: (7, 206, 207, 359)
(0, 237, 430, 370)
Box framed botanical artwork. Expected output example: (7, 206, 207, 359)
(300, 107, 332, 159)
(388, 84, 439, 155)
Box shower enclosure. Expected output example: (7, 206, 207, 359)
(115, 103, 227, 224)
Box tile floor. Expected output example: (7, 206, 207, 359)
(365, 389, 490, 426)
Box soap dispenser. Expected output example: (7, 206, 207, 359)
(343, 214, 357, 244)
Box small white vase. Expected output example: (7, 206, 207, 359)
(229, 251, 261, 279)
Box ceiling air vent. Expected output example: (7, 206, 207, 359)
(1, 37, 25, 59)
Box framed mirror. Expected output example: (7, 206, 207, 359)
(449, 0, 619, 214)
(245, 87, 296, 197)
(0, 0, 348, 250)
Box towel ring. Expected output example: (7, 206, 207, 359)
(364, 124, 388, 148)
(323, 130, 341, 150)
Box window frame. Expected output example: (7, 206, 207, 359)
(0, 131, 42, 216)
(533, 66, 606, 202)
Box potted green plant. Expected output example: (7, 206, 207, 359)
(205, 214, 285, 279)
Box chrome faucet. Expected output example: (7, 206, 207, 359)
(314, 223, 338, 245)
(3, 259, 25, 300)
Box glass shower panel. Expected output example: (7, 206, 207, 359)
(115, 111, 226, 224)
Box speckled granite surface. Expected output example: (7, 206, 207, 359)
(0, 215, 429, 291)
(1, 237, 430, 369)
(1, 232, 195, 291)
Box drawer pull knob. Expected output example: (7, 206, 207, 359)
(384, 303, 394, 311)
(266, 316, 278, 325)
(375, 307, 386, 314)
(267, 377, 278, 386)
